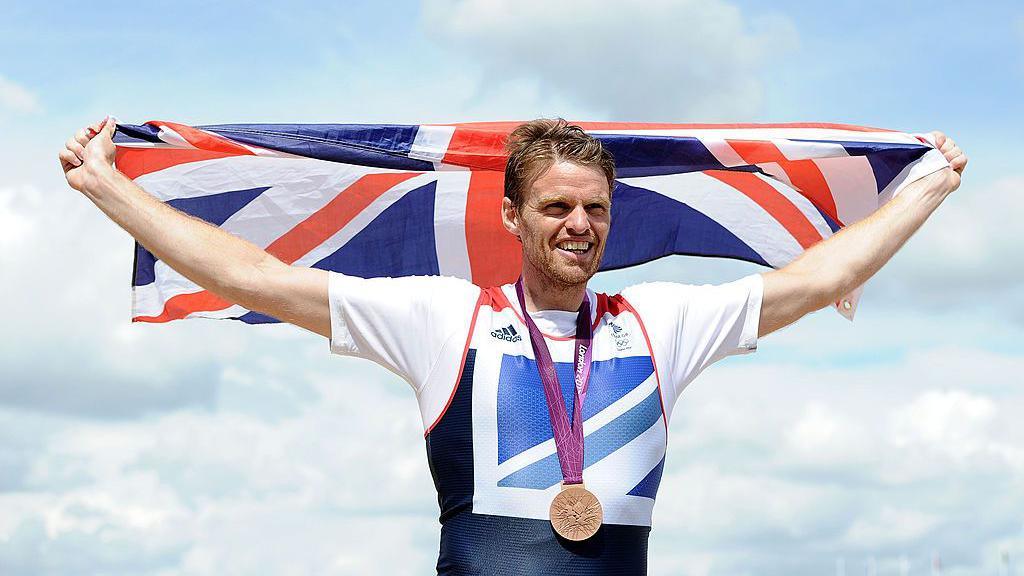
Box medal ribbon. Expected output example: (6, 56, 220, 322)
(515, 279, 594, 485)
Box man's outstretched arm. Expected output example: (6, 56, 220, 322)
(758, 132, 968, 337)
(59, 118, 330, 337)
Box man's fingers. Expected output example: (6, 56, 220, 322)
(950, 152, 968, 173)
(931, 131, 946, 149)
(65, 137, 85, 161)
(938, 138, 961, 165)
(76, 118, 112, 145)
(59, 148, 82, 169)
(101, 116, 116, 138)
(74, 127, 91, 146)
(947, 146, 962, 164)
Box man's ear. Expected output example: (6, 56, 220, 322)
(501, 196, 522, 241)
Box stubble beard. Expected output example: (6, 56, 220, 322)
(526, 238, 604, 292)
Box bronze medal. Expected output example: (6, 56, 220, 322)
(549, 483, 603, 541)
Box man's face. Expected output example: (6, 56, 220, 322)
(502, 160, 612, 289)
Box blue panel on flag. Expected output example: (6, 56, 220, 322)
(866, 147, 931, 195)
(313, 181, 440, 277)
(598, 134, 732, 178)
(133, 245, 158, 287)
(236, 311, 279, 324)
(202, 123, 434, 171)
(601, 182, 769, 270)
(815, 205, 842, 233)
(113, 123, 163, 145)
(496, 354, 654, 465)
(132, 186, 268, 287)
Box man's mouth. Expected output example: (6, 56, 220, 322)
(556, 240, 593, 255)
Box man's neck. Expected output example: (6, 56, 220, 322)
(519, 266, 587, 313)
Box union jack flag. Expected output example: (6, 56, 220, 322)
(113, 120, 948, 324)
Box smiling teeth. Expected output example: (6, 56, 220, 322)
(558, 241, 591, 251)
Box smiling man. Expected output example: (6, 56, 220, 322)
(60, 118, 966, 575)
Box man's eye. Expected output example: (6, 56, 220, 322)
(547, 203, 570, 211)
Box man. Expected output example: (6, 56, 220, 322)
(60, 117, 966, 574)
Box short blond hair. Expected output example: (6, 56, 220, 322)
(504, 119, 616, 208)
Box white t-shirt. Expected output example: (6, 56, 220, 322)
(328, 273, 763, 428)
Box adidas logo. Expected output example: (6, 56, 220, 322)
(491, 324, 523, 342)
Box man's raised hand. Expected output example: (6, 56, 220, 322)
(59, 117, 117, 193)
(759, 129, 969, 338)
(56, 116, 332, 338)
(929, 130, 968, 194)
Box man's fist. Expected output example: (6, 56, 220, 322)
(59, 117, 117, 193)
(929, 131, 968, 194)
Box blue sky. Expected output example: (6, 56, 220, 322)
(2, 1, 1023, 574)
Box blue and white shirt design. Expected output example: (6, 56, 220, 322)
(463, 285, 667, 527)
(328, 273, 763, 574)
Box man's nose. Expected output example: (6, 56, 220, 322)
(565, 205, 590, 234)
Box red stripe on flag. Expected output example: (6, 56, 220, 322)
(464, 171, 521, 286)
(726, 140, 842, 226)
(116, 121, 256, 180)
(135, 172, 423, 322)
(116, 147, 242, 180)
(133, 290, 233, 323)
(442, 127, 512, 171)
(148, 121, 257, 156)
(706, 170, 823, 250)
(265, 172, 422, 264)
(442, 127, 509, 169)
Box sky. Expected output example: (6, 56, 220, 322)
(1, 1, 1023, 574)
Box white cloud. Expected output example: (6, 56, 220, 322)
(785, 401, 873, 467)
(421, 0, 798, 121)
(841, 507, 941, 550)
(640, 344, 1024, 574)
(0, 182, 282, 418)
(0, 74, 41, 114)
(891, 391, 996, 457)
(655, 463, 847, 541)
(0, 359, 438, 575)
(0, 186, 34, 252)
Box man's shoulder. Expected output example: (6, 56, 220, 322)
(615, 280, 688, 305)
(329, 271, 477, 289)
(618, 275, 762, 297)
(615, 274, 764, 314)
(328, 272, 482, 308)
